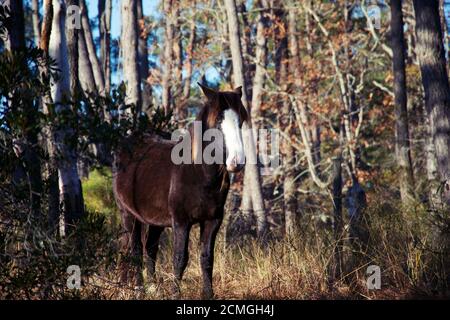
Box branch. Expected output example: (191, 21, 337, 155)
(361, 3, 393, 58)
(372, 80, 394, 97)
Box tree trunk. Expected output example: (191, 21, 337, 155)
(172, 1, 182, 99)
(178, 10, 196, 122)
(137, 0, 152, 114)
(49, 0, 84, 232)
(78, 27, 97, 94)
(182, 17, 196, 102)
(99, 0, 112, 93)
(331, 157, 343, 279)
(391, 0, 415, 203)
(273, 3, 298, 237)
(251, 0, 268, 132)
(6, 0, 43, 221)
(121, 0, 142, 115)
(224, 0, 267, 239)
(238, 2, 253, 100)
(306, 3, 321, 171)
(413, 0, 450, 190)
(292, 6, 328, 190)
(4, 0, 25, 51)
(40, 0, 53, 53)
(162, 0, 174, 115)
(39, 0, 60, 232)
(283, 135, 297, 237)
(65, 0, 79, 98)
(31, 0, 41, 46)
(282, 17, 297, 237)
(311, 120, 321, 169)
(80, 0, 105, 95)
(347, 175, 368, 247)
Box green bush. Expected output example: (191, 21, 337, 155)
(82, 168, 120, 228)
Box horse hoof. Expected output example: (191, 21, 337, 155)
(201, 290, 214, 300)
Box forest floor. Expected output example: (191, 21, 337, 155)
(81, 226, 447, 300)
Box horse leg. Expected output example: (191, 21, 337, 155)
(129, 219, 144, 289)
(172, 221, 191, 297)
(143, 225, 164, 281)
(119, 230, 131, 284)
(119, 210, 135, 284)
(199, 218, 222, 299)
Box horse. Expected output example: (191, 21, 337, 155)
(112, 83, 248, 299)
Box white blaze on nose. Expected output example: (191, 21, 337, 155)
(221, 109, 245, 168)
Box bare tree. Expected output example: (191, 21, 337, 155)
(121, 0, 141, 115)
(78, 26, 97, 94)
(49, 0, 84, 231)
(162, 0, 174, 114)
(4, 0, 25, 51)
(182, 10, 196, 102)
(99, 0, 112, 93)
(413, 0, 450, 195)
(65, 0, 79, 98)
(251, 0, 268, 130)
(31, 0, 41, 46)
(224, 0, 267, 238)
(172, 1, 183, 99)
(5, 0, 43, 221)
(390, 0, 415, 203)
(275, 4, 298, 237)
(80, 0, 105, 95)
(39, 0, 61, 232)
(40, 0, 53, 54)
(137, 0, 152, 113)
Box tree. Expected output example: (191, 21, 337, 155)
(4, 0, 25, 51)
(4, 0, 43, 221)
(31, 0, 40, 46)
(80, 0, 105, 95)
(182, 8, 196, 103)
(121, 0, 141, 116)
(413, 0, 450, 198)
(65, 0, 79, 98)
(172, 1, 182, 100)
(137, 0, 152, 113)
(390, 0, 415, 203)
(98, 0, 112, 93)
(276, 3, 298, 237)
(49, 0, 84, 231)
(162, 0, 174, 115)
(224, 0, 267, 238)
(251, 0, 268, 131)
(78, 20, 97, 94)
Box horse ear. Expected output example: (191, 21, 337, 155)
(198, 82, 217, 100)
(234, 86, 242, 97)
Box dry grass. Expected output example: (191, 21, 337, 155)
(79, 199, 449, 300)
(3, 172, 447, 300)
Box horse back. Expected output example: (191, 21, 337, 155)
(113, 134, 174, 227)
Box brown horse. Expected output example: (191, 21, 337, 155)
(113, 83, 248, 299)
